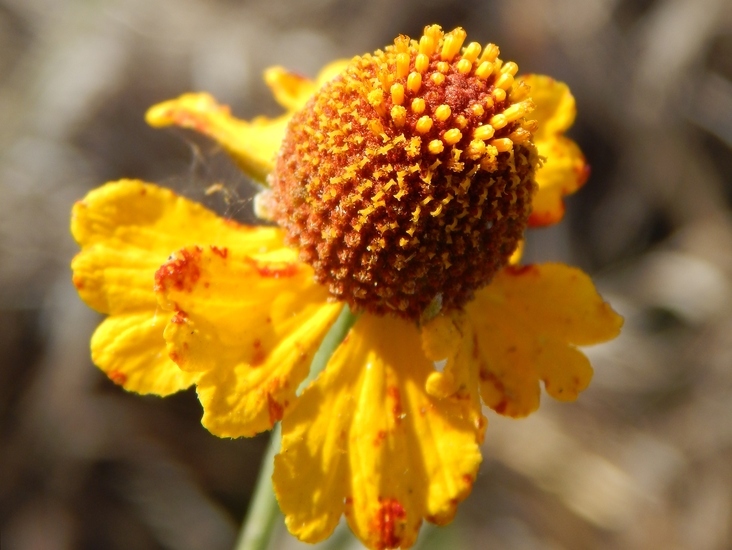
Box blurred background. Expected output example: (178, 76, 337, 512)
(2, 0, 732, 548)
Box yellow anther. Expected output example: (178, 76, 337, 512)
(419, 33, 435, 55)
(428, 139, 444, 154)
(390, 83, 405, 105)
(410, 97, 427, 115)
(431, 72, 445, 85)
(495, 73, 514, 91)
(480, 43, 500, 62)
(502, 103, 523, 122)
(377, 69, 391, 91)
(484, 96, 494, 109)
(454, 115, 467, 129)
(508, 128, 532, 144)
(473, 124, 495, 140)
(368, 88, 384, 107)
(474, 61, 493, 80)
(407, 71, 422, 93)
(491, 138, 513, 152)
(434, 104, 452, 122)
(443, 128, 463, 145)
(420, 25, 441, 55)
(466, 139, 487, 159)
(441, 27, 467, 61)
(425, 24, 443, 41)
(406, 136, 421, 157)
(396, 52, 410, 79)
(437, 61, 450, 74)
(415, 53, 429, 73)
(462, 42, 482, 62)
(489, 113, 507, 129)
(501, 61, 519, 76)
(390, 105, 407, 127)
(491, 88, 507, 102)
(367, 88, 386, 116)
(480, 153, 497, 171)
(493, 59, 503, 73)
(471, 104, 485, 117)
(522, 119, 539, 133)
(415, 115, 434, 134)
(509, 82, 531, 102)
(411, 97, 426, 114)
(394, 35, 410, 53)
(456, 58, 472, 74)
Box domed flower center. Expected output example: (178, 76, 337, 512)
(270, 25, 539, 320)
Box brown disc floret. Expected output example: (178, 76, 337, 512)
(270, 25, 539, 320)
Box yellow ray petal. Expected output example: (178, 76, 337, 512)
(314, 59, 350, 87)
(466, 263, 622, 418)
(421, 311, 487, 442)
(264, 67, 317, 112)
(517, 74, 589, 227)
(71, 179, 283, 394)
(146, 61, 349, 183)
(274, 314, 482, 548)
(71, 239, 169, 315)
(530, 135, 589, 226)
(155, 246, 342, 437)
(72, 236, 190, 394)
(146, 93, 290, 182)
(264, 60, 348, 111)
(71, 180, 283, 265)
(90, 312, 198, 396)
(519, 74, 577, 139)
(469, 308, 542, 417)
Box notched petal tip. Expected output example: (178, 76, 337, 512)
(71, 179, 287, 400)
(468, 263, 622, 418)
(155, 245, 340, 438)
(90, 312, 198, 396)
(275, 314, 482, 549)
(421, 311, 487, 440)
(70, 179, 155, 246)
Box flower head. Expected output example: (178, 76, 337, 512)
(271, 27, 537, 318)
(72, 25, 621, 549)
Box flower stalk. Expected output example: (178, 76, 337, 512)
(235, 306, 358, 550)
(234, 423, 281, 550)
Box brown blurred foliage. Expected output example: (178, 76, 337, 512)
(2, 0, 732, 548)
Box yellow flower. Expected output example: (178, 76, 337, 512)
(72, 25, 621, 549)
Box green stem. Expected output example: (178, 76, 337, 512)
(234, 423, 281, 550)
(233, 306, 358, 550)
(298, 305, 359, 394)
